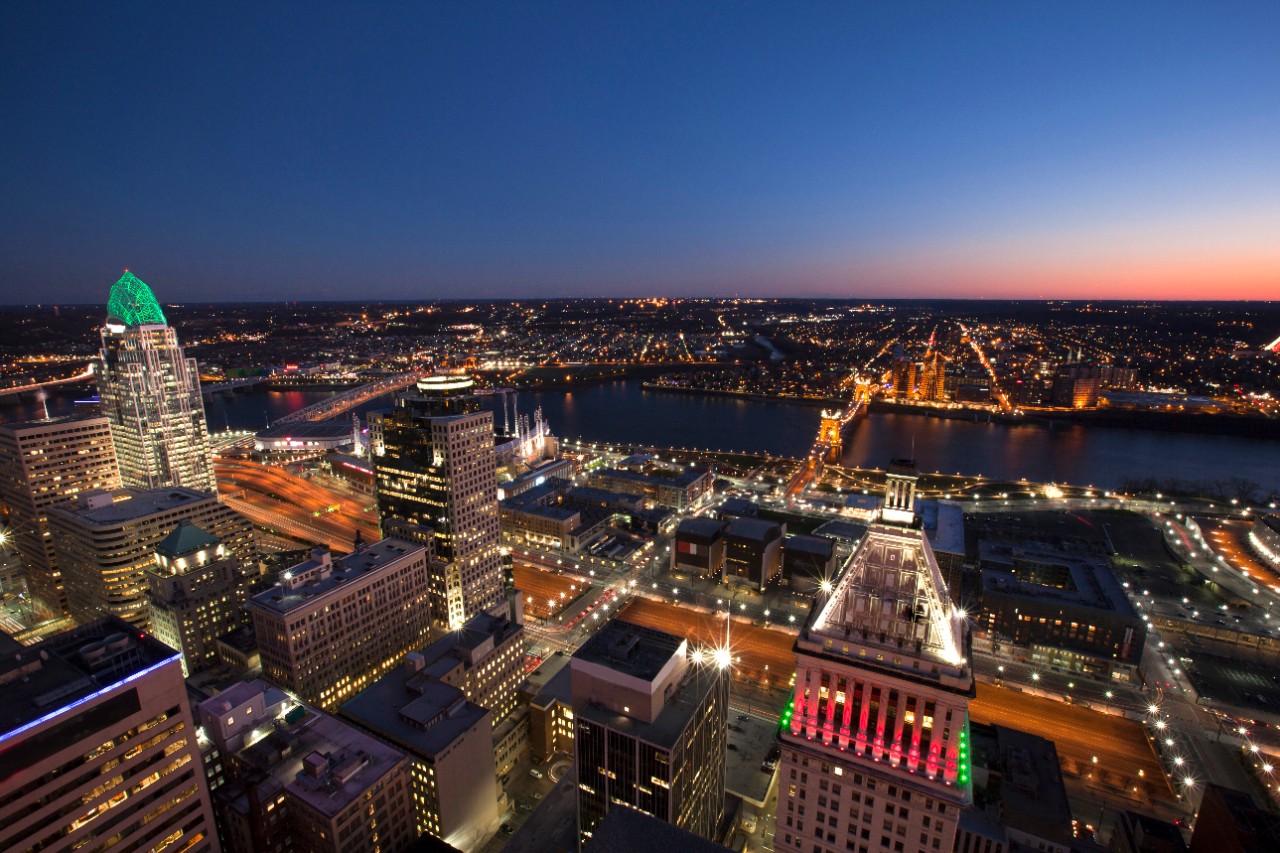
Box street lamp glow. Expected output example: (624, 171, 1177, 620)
(714, 647, 732, 669)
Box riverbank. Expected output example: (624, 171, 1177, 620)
(640, 382, 843, 409)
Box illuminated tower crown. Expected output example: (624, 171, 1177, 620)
(107, 271, 167, 326)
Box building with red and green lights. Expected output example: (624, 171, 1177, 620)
(775, 460, 974, 853)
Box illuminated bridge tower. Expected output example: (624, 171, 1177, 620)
(776, 461, 973, 853)
(819, 409, 843, 462)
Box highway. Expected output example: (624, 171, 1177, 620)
(215, 457, 379, 551)
(970, 683, 1173, 801)
(616, 597, 796, 690)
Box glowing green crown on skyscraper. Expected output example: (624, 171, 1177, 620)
(107, 271, 167, 326)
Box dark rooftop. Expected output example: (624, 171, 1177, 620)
(583, 804, 734, 853)
(0, 616, 181, 738)
(574, 620, 684, 683)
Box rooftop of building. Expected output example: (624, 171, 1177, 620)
(725, 516, 782, 542)
(156, 520, 220, 558)
(574, 656, 722, 752)
(52, 486, 218, 525)
(503, 459, 574, 489)
(247, 538, 424, 615)
(523, 655, 574, 707)
(715, 497, 759, 518)
(107, 271, 167, 326)
(582, 804, 735, 853)
(919, 499, 966, 556)
(574, 620, 686, 684)
(804, 522, 969, 675)
(978, 541, 1136, 617)
(413, 611, 523, 679)
(0, 616, 181, 739)
(339, 670, 489, 758)
(810, 519, 867, 543)
(1261, 515, 1280, 536)
(970, 722, 1074, 848)
(724, 714, 780, 807)
(1116, 810, 1188, 852)
(783, 533, 835, 557)
(223, 698, 408, 818)
(0, 413, 108, 434)
(1195, 783, 1280, 851)
(676, 517, 727, 540)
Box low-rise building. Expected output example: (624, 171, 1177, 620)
(245, 539, 433, 709)
(521, 654, 575, 764)
(590, 465, 713, 510)
(723, 517, 784, 590)
(955, 722, 1075, 853)
(780, 533, 836, 593)
(197, 679, 416, 853)
(340, 666, 499, 850)
(671, 517, 727, 580)
(975, 542, 1145, 678)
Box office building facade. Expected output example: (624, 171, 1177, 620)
(245, 539, 433, 710)
(0, 414, 122, 613)
(572, 619, 728, 849)
(372, 373, 504, 629)
(776, 463, 973, 853)
(48, 487, 254, 630)
(97, 271, 215, 492)
(0, 617, 219, 853)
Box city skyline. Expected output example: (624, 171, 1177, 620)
(2, 2, 1277, 303)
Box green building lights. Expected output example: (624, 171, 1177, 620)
(107, 271, 167, 326)
(779, 689, 796, 733)
(957, 722, 971, 787)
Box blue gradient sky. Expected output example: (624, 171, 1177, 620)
(2, 2, 1277, 303)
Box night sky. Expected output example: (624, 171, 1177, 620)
(2, 2, 1277, 303)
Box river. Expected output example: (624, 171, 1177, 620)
(5, 380, 1278, 492)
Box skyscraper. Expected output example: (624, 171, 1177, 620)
(572, 619, 728, 849)
(776, 460, 973, 853)
(372, 373, 504, 629)
(0, 616, 220, 853)
(97, 271, 216, 492)
(0, 414, 121, 614)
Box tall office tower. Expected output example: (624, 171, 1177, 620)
(97, 271, 216, 492)
(776, 459, 973, 853)
(245, 538, 434, 710)
(196, 680, 417, 853)
(0, 414, 122, 614)
(48, 486, 255, 629)
(146, 521, 260, 676)
(571, 619, 729, 850)
(0, 617, 220, 853)
(373, 373, 503, 629)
